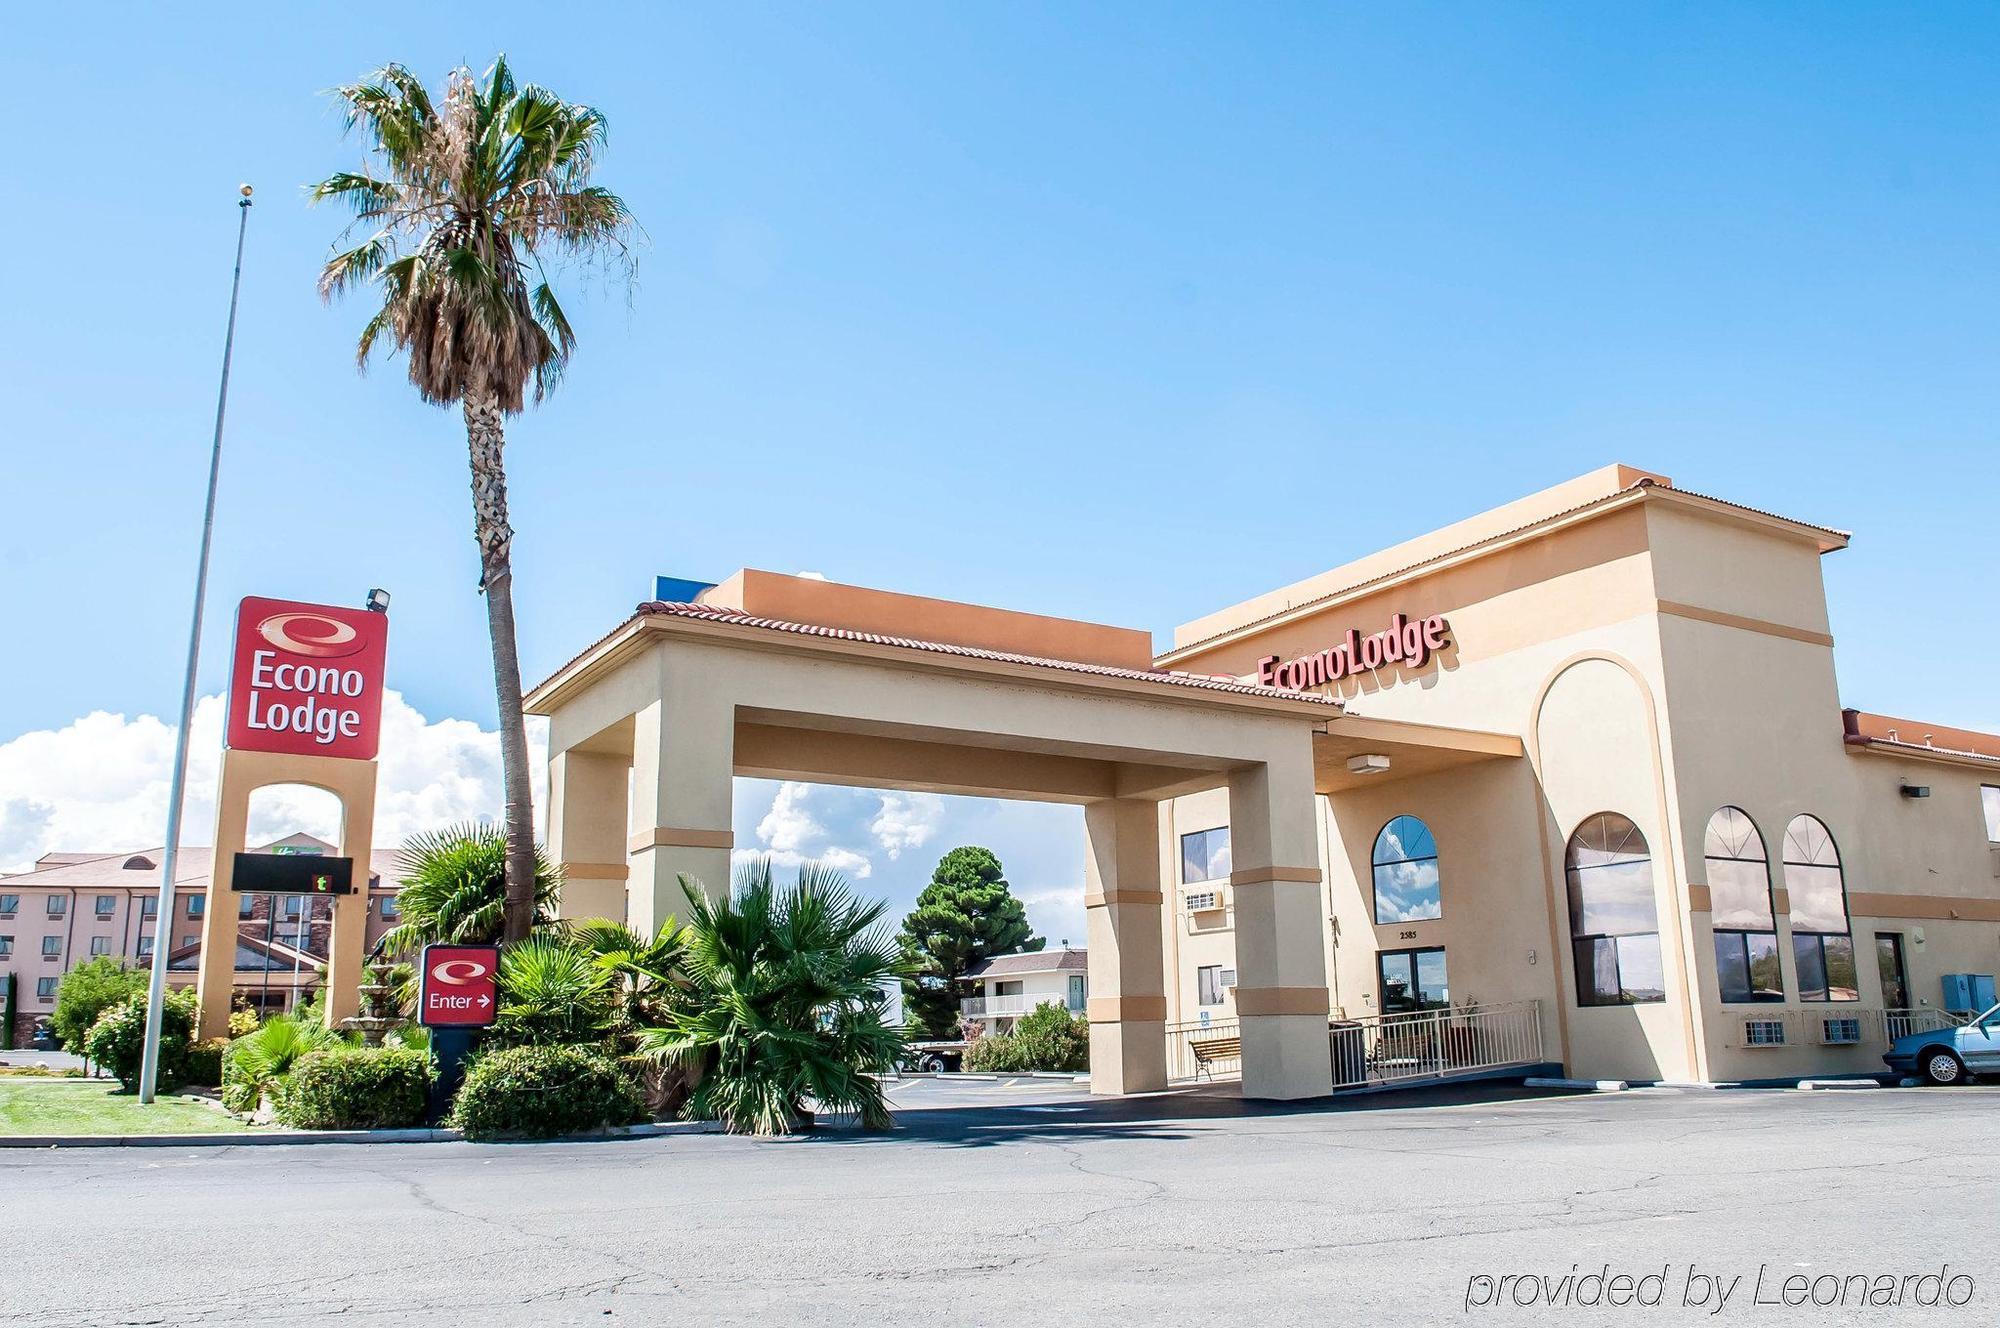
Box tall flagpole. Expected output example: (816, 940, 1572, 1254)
(139, 185, 254, 1103)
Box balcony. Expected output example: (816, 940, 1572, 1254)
(960, 993, 1084, 1020)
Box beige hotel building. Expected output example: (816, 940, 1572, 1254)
(528, 463, 2000, 1097)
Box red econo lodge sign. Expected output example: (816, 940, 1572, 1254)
(226, 596, 388, 761)
(418, 945, 500, 1028)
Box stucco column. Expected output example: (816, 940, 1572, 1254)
(1083, 797, 1168, 1095)
(627, 689, 735, 937)
(324, 767, 376, 1029)
(1229, 746, 1334, 1100)
(548, 748, 631, 923)
(194, 754, 254, 1041)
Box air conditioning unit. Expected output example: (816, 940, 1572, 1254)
(1221, 968, 1238, 989)
(1744, 1019, 1786, 1047)
(1820, 1017, 1862, 1045)
(1183, 890, 1224, 913)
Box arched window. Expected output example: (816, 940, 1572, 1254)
(1566, 813, 1665, 1006)
(1371, 816, 1441, 924)
(1705, 807, 1781, 1003)
(1783, 815, 1857, 1002)
(122, 855, 156, 871)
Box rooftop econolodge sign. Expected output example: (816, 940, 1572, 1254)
(1256, 613, 1451, 691)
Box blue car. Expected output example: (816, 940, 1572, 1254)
(1885, 1003, 2000, 1085)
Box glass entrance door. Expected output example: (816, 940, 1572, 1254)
(1378, 948, 1449, 1016)
(1874, 933, 1909, 1009)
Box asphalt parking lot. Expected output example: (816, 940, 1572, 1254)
(3, 1078, 1994, 1327)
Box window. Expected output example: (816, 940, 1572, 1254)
(89, 936, 110, 957)
(45, 895, 66, 918)
(36, 977, 57, 1001)
(0, 894, 15, 917)
(136, 936, 154, 960)
(1566, 813, 1666, 1005)
(1783, 815, 1856, 1002)
(283, 896, 304, 918)
(1705, 807, 1781, 1003)
(379, 894, 401, 921)
(1180, 828, 1232, 885)
(1378, 948, 1449, 1015)
(140, 896, 158, 918)
(94, 895, 116, 918)
(0, 936, 12, 957)
(1197, 964, 1227, 1006)
(41, 935, 62, 958)
(238, 895, 256, 919)
(186, 895, 204, 918)
(181, 935, 198, 950)
(1371, 816, 1441, 924)
(1984, 786, 2000, 843)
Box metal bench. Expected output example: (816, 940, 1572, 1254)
(1188, 1035, 1242, 1080)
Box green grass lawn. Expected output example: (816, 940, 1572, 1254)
(0, 1080, 253, 1136)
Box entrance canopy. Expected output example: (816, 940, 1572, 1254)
(523, 570, 1507, 1100)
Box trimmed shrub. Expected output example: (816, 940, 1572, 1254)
(449, 1045, 646, 1141)
(962, 1003, 1089, 1073)
(1010, 1002, 1089, 1071)
(962, 1033, 1029, 1073)
(185, 1038, 229, 1088)
(83, 989, 197, 1092)
(276, 1048, 431, 1130)
(51, 957, 149, 1051)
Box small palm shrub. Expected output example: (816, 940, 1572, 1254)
(221, 1015, 345, 1114)
(83, 989, 198, 1092)
(276, 1048, 431, 1129)
(448, 1045, 646, 1141)
(636, 860, 908, 1135)
(382, 823, 563, 959)
(489, 936, 619, 1048)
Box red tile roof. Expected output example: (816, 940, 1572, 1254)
(1843, 709, 2000, 767)
(633, 599, 1336, 704)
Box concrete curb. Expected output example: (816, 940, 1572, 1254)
(1796, 1078, 1887, 1091)
(1524, 1076, 1629, 1092)
(0, 1119, 721, 1150)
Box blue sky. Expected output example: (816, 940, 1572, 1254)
(3, 5, 1996, 933)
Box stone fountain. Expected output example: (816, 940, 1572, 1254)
(340, 955, 400, 1047)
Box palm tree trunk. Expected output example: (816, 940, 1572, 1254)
(464, 389, 538, 945)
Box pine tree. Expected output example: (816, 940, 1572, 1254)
(898, 847, 1044, 1040)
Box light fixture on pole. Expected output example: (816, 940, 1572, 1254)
(138, 185, 254, 1104)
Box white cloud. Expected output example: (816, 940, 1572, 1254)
(869, 791, 944, 860)
(0, 690, 546, 873)
(737, 781, 874, 879)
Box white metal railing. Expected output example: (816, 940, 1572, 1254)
(1331, 1000, 1545, 1088)
(1164, 999, 1546, 1088)
(1165, 1016, 1241, 1081)
(960, 994, 1084, 1020)
(1882, 1008, 1969, 1041)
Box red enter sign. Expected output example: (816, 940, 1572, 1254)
(418, 944, 500, 1028)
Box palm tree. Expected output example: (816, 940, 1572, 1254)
(311, 57, 634, 942)
(635, 859, 909, 1135)
(380, 822, 563, 961)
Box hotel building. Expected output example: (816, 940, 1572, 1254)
(528, 464, 2000, 1095)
